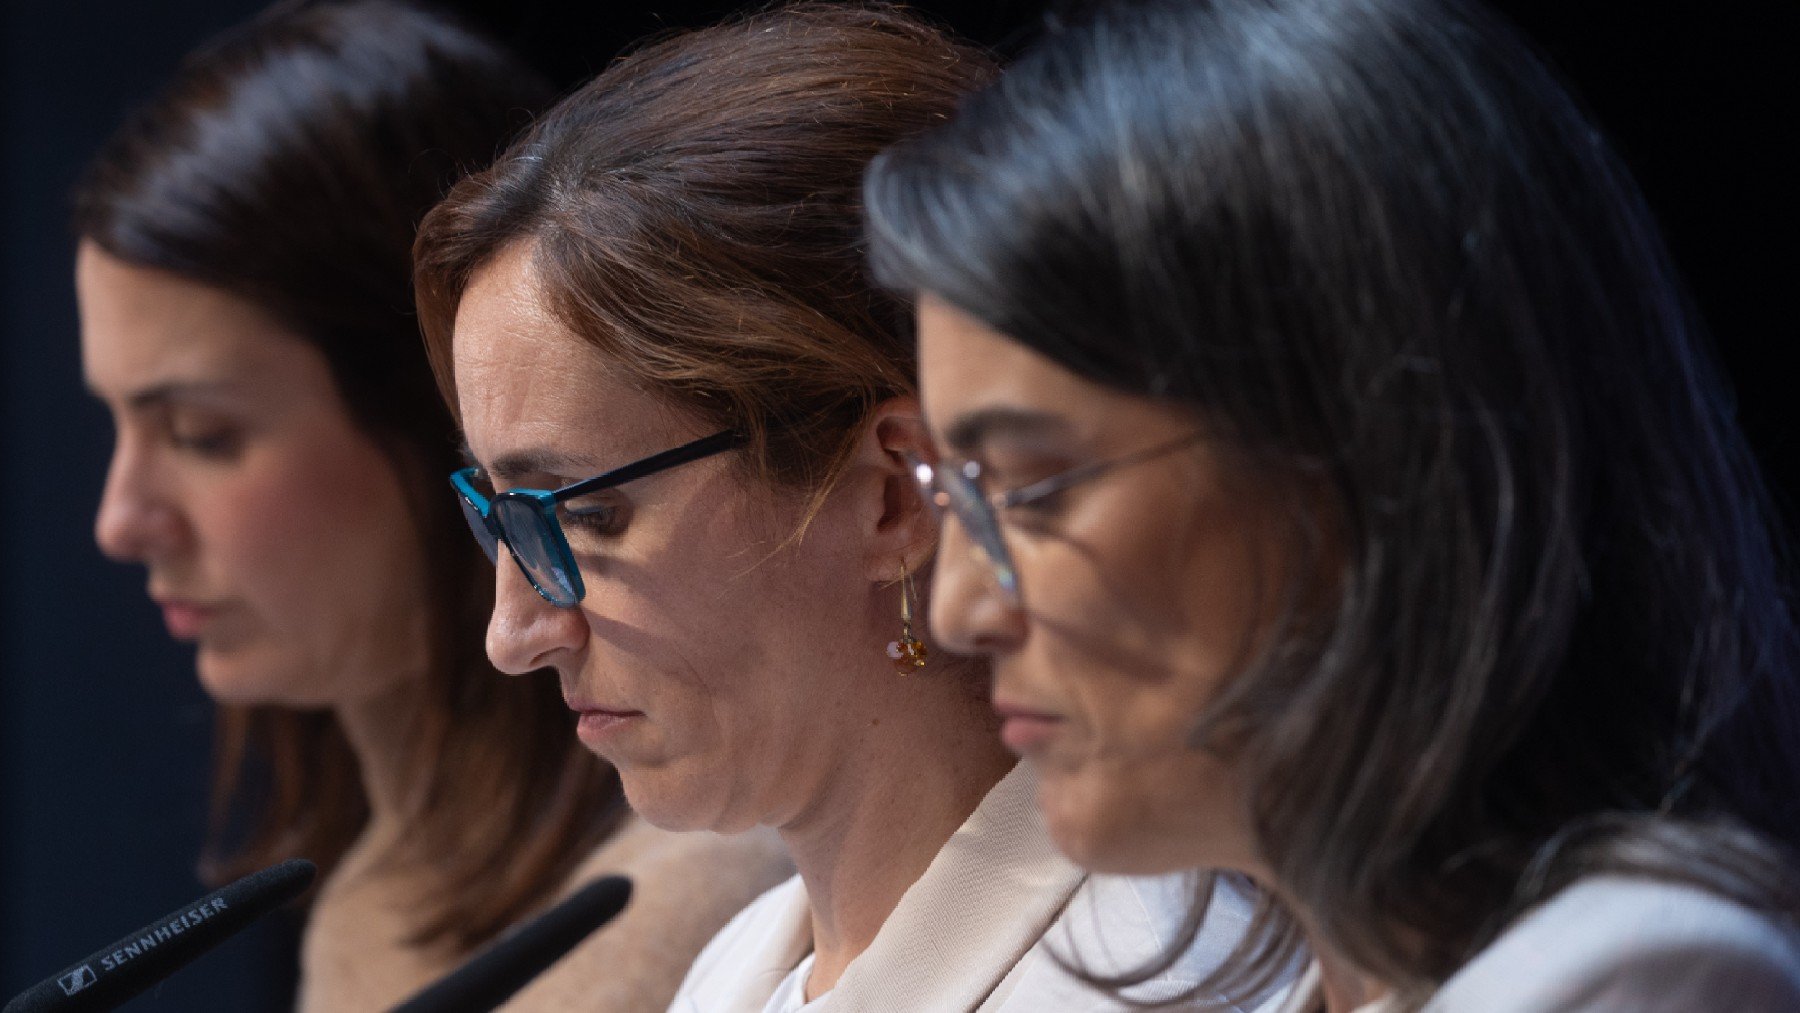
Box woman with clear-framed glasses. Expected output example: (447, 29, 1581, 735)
(415, 7, 1288, 1011)
(867, 0, 1800, 1010)
(72, 4, 791, 1008)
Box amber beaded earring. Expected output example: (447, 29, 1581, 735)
(886, 564, 929, 674)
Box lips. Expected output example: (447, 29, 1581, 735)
(565, 696, 646, 748)
(992, 697, 1066, 755)
(154, 599, 219, 641)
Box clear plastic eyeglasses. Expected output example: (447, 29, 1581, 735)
(907, 431, 1204, 605)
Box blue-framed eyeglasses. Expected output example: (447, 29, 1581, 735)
(451, 430, 744, 607)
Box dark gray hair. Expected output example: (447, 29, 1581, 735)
(867, 0, 1800, 1004)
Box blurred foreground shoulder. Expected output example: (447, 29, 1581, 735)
(1427, 875, 1800, 1012)
(996, 871, 1292, 1011)
(503, 816, 794, 1011)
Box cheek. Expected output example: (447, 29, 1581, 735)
(629, 553, 850, 733)
(1036, 745, 1243, 874)
(1035, 758, 1160, 871)
(583, 502, 868, 829)
(1051, 480, 1282, 732)
(1015, 487, 1282, 870)
(596, 482, 862, 699)
(195, 459, 352, 589)
(181, 462, 370, 704)
(192, 438, 428, 694)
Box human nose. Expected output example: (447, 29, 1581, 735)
(927, 511, 1028, 657)
(486, 549, 588, 675)
(93, 439, 187, 565)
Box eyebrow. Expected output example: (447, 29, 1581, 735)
(90, 379, 235, 410)
(941, 406, 1074, 453)
(480, 447, 601, 484)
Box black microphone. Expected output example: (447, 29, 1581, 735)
(390, 875, 633, 1013)
(3, 859, 316, 1013)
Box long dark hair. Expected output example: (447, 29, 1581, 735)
(868, 0, 1800, 1003)
(74, 0, 622, 951)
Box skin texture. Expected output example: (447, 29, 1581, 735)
(296, 814, 793, 1012)
(452, 243, 1015, 995)
(79, 242, 430, 708)
(79, 241, 797, 1010)
(914, 293, 1294, 878)
(917, 295, 1383, 1011)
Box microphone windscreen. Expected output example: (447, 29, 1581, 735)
(3, 858, 316, 1013)
(389, 875, 633, 1013)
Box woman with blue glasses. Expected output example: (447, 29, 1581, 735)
(416, 6, 1286, 1010)
(75, 3, 789, 1008)
(867, 0, 1800, 1009)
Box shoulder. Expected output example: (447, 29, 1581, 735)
(668, 874, 811, 1013)
(563, 815, 795, 961)
(687, 873, 810, 968)
(1058, 871, 1258, 982)
(1430, 875, 1800, 1012)
(504, 819, 794, 1012)
(1002, 871, 1286, 1011)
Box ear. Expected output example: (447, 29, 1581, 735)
(841, 395, 938, 583)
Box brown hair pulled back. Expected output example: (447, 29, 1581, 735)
(415, 3, 997, 512)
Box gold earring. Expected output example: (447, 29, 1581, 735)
(886, 564, 929, 675)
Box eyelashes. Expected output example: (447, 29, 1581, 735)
(559, 496, 631, 544)
(163, 415, 244, 460)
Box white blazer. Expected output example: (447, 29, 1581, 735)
(1273, 875, 1800, 1012)
(668, 762, 1288, 1012)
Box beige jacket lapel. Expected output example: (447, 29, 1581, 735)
(813, 762, 1088, 1012)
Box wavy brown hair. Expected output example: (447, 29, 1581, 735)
(413, 3, 996, 513)
(74, 0, 622, 952)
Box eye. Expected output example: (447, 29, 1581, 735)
(557, 491, 630, 549)
(998, 487, 1070, 539)
(982, 451, 1076, 518)
(164, 411, 243, 460)
(1006, 484, 1070, 517)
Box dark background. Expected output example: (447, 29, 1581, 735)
(0, 0, 1789, 1007)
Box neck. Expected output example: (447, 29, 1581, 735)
(1281, 904, 1386, 1013)
(1318, 950, 1382, 1013)
(781, 673, 1014, 998)
(334, 676, 428, 832)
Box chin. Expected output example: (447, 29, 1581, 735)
(1036, 763, 1181, 875)
(616, 761, 758, 835)
(194, 658, 270, 705)
(192, 646, 321, 709)
(1044, 806, 1145, 874)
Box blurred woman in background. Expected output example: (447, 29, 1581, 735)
(867, 0, 1800, 1009)
(75, 3, 789, 1007)
(415, 5, 1280, 1009)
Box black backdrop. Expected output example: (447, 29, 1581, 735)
(0, 1, 1789, 1007)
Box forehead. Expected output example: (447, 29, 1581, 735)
(76, 242, 300, 394)
(917, 295, 1073, 406)
(915, 294, 1179, 446)
(451, 242, 682, 467)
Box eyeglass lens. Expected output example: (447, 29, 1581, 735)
(932, 460, 1021, 600)
(456, 492, 501, 564)
(493, 497, 581, 605)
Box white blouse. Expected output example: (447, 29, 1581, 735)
(1271, 875, 1800, 1012)
(668, 762, 1289, 1012)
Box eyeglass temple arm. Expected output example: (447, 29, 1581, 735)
(992, 431, 1205, 510)
(552, 430, 746, 500)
